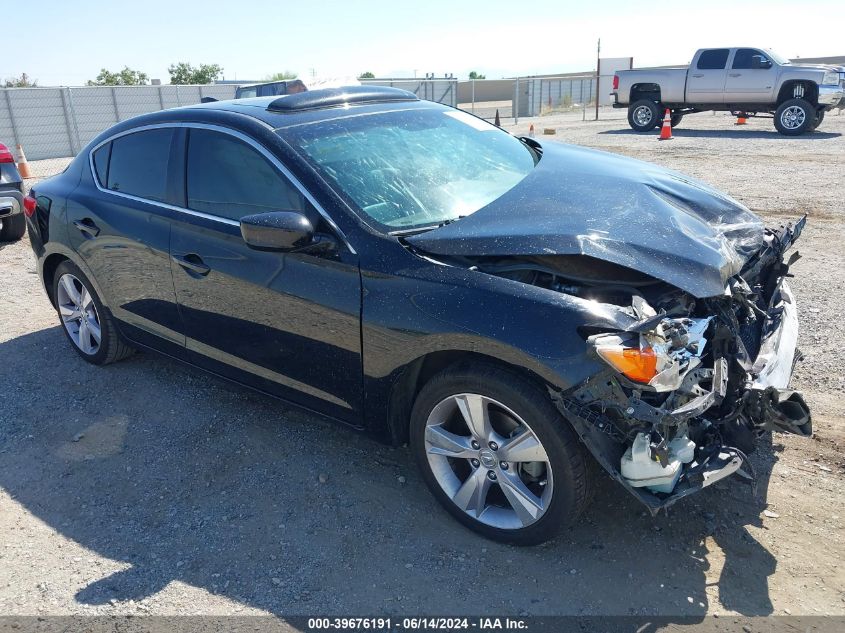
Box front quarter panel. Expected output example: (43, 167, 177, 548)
(361, 242, 636, 438)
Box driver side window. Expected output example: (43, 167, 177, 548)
(732, 48, 767, 70)
(186, 129, 309, 222)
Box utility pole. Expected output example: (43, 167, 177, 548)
(595, 37, 601, 121)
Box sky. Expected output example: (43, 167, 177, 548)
(3, 0, 843, 86)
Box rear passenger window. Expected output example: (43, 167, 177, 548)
(107, 129, 174, 203)
(697, 49, 730, 70)
(92, 142, 111, 186)
(186, 129, 306, 221)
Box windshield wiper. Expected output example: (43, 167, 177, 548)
(389, 215, 467, 237)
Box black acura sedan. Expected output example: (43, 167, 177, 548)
(25, 86, 810, 544)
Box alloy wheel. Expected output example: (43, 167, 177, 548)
(423, 393, 553, 530)
(57, 273, 102, 355)
(780, 106, 806, 130)
(633, 105, 654, 127)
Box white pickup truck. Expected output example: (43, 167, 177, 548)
(612, 47, 844, 135)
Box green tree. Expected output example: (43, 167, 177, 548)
(265, 71, 298, 81)
(87, 66, 148, 86)
(468, 71, 486, 80)
(358, 71, 375, 79)
(4, 72, 37, 87)
(168, 62, 223, 85)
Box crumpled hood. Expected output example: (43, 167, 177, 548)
(407, 142, 765, 298)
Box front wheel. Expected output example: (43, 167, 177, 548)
(410, 364, 592, 545)
(811, 110, 825, 130)
(774, 98, 815, 135)
(628, 99, 661, 132)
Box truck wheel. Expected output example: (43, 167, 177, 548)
(0, 213, 26, 242)
(628, 99, 660, 132)
(774, 98, 815, 135)
(670, 114, 683, 128)
(810, 110, 825, 130)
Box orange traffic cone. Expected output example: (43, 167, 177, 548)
(494, 109, 501, 127)
(16, 144, 32, 178)
(529, 124, 535, 137)
(735, 113, 747, 125)
(658, 109, 673, 141)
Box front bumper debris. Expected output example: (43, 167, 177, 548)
(552, 217, 810, 513)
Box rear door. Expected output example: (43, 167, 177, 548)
(686, 49, 730, 103)
(724, 48, 778, 103)
(169, 126, 363, 422)
(67, 127, 184, 354)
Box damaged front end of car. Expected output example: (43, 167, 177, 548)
(545, 217, 810, 512)
(457, 215, 810, 513)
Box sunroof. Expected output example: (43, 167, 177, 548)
(267, 86, 419, 113)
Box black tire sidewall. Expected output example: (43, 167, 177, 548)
(409, 365, 586, 545)
(774, 98, 815, 135)
(0, 213, 26, 242)
(52, 261, 113, 365)
(628, 99, 660, 132)
(670, 114, 683, 128)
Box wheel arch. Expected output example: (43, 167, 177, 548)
(42, 253, 70, 308)
(385, 350, 557, 447)
(630, 83, 661, 103)
(777, 80, 819, 106)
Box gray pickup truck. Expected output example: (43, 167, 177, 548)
(612, 47, 844, 135)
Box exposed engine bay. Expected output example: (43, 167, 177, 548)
(467, 216, 811, 512)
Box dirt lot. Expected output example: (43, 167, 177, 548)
(1, 110, 844, 622)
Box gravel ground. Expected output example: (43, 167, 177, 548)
(1, 110, 843, 621)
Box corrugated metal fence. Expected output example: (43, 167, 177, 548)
(0, 80, 459, 162)
(0, 85, 238, 160)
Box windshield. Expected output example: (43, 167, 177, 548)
(282, 107, 537, 232)
(764, 48, 790, 65)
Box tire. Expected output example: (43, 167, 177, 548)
(410, 364, 592, 545)
(811, 110, 825, 130)
(0, 213, 26, 242)
(52, 260, 134, 365)
(654, 113, 683, 129)
(628, 99, 661, 132)
(774, 98, 815, 135)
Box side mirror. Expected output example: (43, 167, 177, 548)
(751, 56, 772, 70)
(240, 211, 315, 251)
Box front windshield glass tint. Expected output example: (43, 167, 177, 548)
(283, 108, 536, 231)
(764, 49, 789, 64)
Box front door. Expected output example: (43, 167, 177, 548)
(686, 48, 730, 103)
(724, 48, 779, 103)
(169, 127, 363, 422)
(67, 127, 184, 354)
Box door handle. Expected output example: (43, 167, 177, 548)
(729, 73, 741, 77)
(73, 218, 100, 238)
(172, 253, 211, 276)
(691, 73, 704, 78)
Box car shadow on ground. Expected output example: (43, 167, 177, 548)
(599, 128, 842, 140)
(0, 326, 780, 619)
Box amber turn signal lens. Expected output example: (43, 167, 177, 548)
(596, 345, 658, 383)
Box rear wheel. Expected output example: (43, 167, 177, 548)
(628, 99, 660, 132)
(774, 98, 815, 135)
(0, 213, 26, 242)
(410, 364, 591, 545)
(52, 261, 134, 365)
